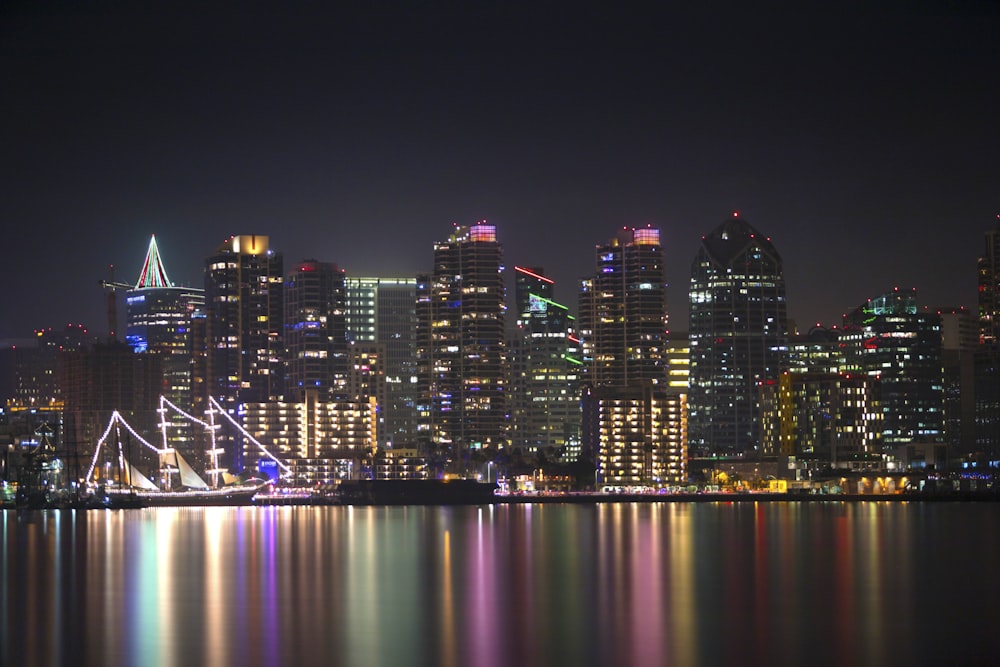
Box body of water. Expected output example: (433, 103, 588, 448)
(3, 501, 998, 666)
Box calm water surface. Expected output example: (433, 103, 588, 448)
(3, 502, 999, 667)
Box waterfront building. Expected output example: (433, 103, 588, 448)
(665, 331, 690, 393)
(578, 227, 684, 484)
(509, 266, 581, 460)
(688, 212, 789, 456)
(840, 288, 943, 459)
(759, 372, 880, 473)
(345, 277, 418, 447)
(284, 259, 347, 402)
(241, 391, 376, 484)
(415, 222, 507, 458)
(203, 235, 284, 471)
(582, 383, 686, 486)
(124, 236, 205, 453)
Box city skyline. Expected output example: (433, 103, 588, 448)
(3, 3, 998, 339)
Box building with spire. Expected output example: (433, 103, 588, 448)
(124, 236, 205, 454)
(688, 213, 789, 456)
(415, 222, 507, 462)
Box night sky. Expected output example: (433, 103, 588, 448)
(2, 1, 998, 341)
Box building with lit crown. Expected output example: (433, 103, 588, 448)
(125, 236, 205, 453)
(203, 234, 284, 472)
(688, 213, 789, 456)
(509, 266, 581, 460)
(415, 222, 507, 458)
(840, 289, 943, 460)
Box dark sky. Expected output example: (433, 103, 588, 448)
(2, 0, 998, 340)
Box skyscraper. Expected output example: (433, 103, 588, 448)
(578, 226, 684, 485)
(125, 236, 205, 452)
(578, 226, 668, 387)
(203, 234, 284, 471)
(345, 277, 418, 448)
(509, 266, 581, 458)
(688, 213, 789, 456)
(415, 222, 506, 458)
(978, 214, 1000, 344)
(284, 259, 347, 402)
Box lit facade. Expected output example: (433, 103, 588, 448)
(688, 213, 789, 456)
(759, 372, 880, 469)
(241, 391, 376, 483)
(578, 227, 668, 387)
(415, 223, 507, 455)
(284, 259, 347, 402)
(125, 236, 205, 453)
(346, 277, 418, 447)
(509, 266, 581, 459)
(841, 289, 943, 453)
(204, 234, 284, 471)
(583, 383, 687, 486)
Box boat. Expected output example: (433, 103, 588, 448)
(338, 478, 497, 505)
(100, 448, 260, 508)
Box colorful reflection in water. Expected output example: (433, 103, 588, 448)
(3, 502, 999, 666)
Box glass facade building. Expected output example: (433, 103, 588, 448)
(688, 213, 789, 456)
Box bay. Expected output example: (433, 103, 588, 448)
(3, 502, 998, 667)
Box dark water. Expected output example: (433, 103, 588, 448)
(3, 502, 999, 667)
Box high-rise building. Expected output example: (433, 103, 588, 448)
(284, 259, 347, 402)
(346, 277, 418, 448)
(509, 266, 581, 459)
(937, 308, 978, 455)
(688, 213, 789, 456)
(578, 226, 668, 387)
(203, 235, 284, 472)
(415, 222, 506, 457)
(578, 226, 684, 485)
(840, 289, 944, 455)
(124, 236, 205, 453)
(978, 214, 1000, 344)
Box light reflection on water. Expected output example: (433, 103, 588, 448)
(3, 502, 999, 667)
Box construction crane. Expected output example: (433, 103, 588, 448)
(99, 264, 131, 342)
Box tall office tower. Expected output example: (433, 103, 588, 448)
(978, 215, 1000, 343)
(578, 226, 668, 387)
(840, 289, 943, 455)
(124, 236, 205, 453)
(204, 235, 284, 472)
(415, 222, 506, 457)
(509, 266, 581, 459)
(688, 213, 789, 456)
(284, 260, 347, 402)
(346, 277, 418, 447)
